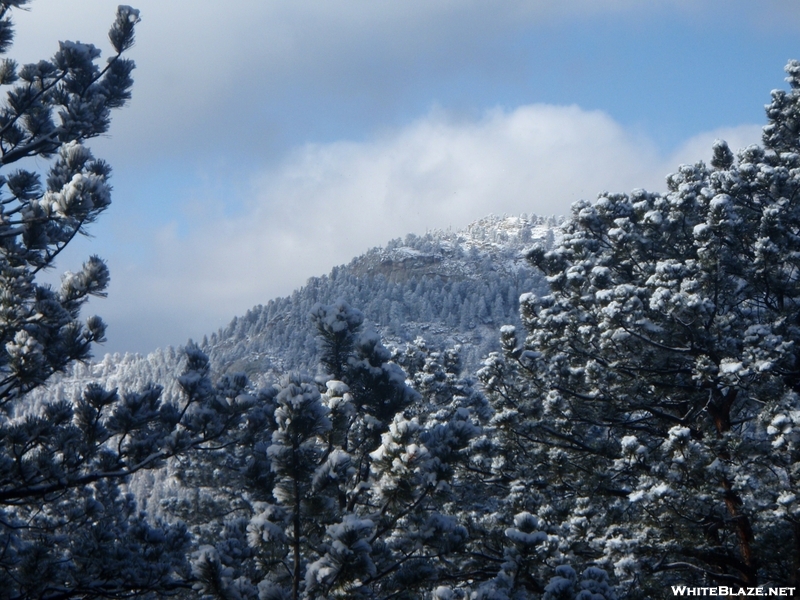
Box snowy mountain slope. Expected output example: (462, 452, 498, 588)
(203, 214, 557, 383)
(19, 213, 558, 520)
(26, 214, 559, 408)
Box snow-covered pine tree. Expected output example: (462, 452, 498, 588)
(184, 301, 481, 599)
(0, 5, 247, 597)
(480, 60, 800, 597)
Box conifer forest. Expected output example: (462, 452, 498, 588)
(1, 3, 799, 599)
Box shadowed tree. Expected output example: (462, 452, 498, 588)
(477, 60, 800, 598)
(0, 4, 248, 597)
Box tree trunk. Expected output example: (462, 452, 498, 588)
(713, 388, 757, 586)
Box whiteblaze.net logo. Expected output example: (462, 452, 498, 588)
(671, 586, 796, 597)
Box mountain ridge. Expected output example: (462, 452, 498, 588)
(26, 213, 560, 412)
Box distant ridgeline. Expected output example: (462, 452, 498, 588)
(208, 214, 558, 384)
(29, 214, 560, 408)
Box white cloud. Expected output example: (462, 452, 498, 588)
(88, 104, 760, 354)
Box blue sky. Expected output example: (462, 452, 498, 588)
(11, 0, 800, 355)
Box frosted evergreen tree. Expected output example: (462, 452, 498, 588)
(185, 302, 480, 599)
(0, 4, 246, 597)
(480, 60, 800, 596)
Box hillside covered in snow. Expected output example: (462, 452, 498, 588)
(34, 213, 559, 402)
